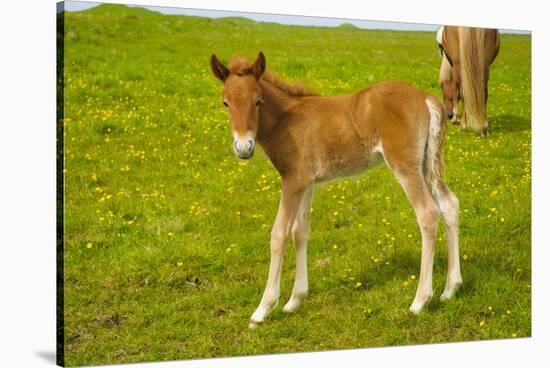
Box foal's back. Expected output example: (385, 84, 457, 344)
(291, 80, 436, 182)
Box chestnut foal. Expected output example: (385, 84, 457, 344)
(210, 52, 462, 328)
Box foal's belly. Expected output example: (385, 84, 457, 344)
(313, 149, 384, 183)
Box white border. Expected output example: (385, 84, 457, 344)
(0, 1, 546, 367)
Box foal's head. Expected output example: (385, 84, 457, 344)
(210, 52, 266, 160)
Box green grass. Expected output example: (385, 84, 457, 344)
(61, 4, 531, 366)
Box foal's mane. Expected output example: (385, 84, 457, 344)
(228, 57, 318, 97)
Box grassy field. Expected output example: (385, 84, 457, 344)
(60, 4, 531, 366)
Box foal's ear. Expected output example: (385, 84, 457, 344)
(251, 52, 266, 80)
(210, 54, 230, 82)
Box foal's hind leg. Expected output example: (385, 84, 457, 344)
(393, 169, 439, 314)
(431, 183, 462, 300)
(283, 185, 314, 313)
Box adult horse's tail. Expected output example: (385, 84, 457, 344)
(459, 27, 487, 134)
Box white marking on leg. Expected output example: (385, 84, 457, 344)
(410, 202, 438, 314)
(250, 227, 285, 324)
(437, 189, 462, 301)
(250, 185, 307, 327)
(452, 104, 460, 123)
(393, 171, 438, 315)
(411, 235, 436, 311)
(284, 186, 313, 313)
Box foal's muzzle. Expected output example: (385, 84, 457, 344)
(234, 139, 255, 160)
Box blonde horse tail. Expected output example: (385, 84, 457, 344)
(459, 27, 487, 134)
(424, 97, 447, 197)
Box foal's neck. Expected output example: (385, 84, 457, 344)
(257, 80, 300, 144)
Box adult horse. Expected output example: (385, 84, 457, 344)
(439, 26, 500, 136)
(211, 52, 462, 328)
(437, 27, 461, 125)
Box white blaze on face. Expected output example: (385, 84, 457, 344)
(436, 26, 444, 47)
(232, 130, 256, 158)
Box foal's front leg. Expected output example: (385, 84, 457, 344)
(283, 185, 313, 313)
(249, 180, 308, 328)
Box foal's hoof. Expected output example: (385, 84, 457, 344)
(440, 281, 462, 301)
(283, 303, 298, 313)
(249, 302, 277, 328)
(283, 294, 306, 313)
(409, 302, 424, 315)
(248, 321, 261, 329)
(282, 300, 300, 313)
(409, 294, 432, 315)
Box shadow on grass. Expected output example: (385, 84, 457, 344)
(357, 251, 420, 289)
(356, 250, 482, 312)
(490, 114, 531, 134)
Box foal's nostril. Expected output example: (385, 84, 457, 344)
(233, 138, 255, 159)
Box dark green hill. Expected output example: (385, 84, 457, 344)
(338, 22, 358, 29)
(87, 3, 158, 17)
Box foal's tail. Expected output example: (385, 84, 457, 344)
(459, 27, 487, 133)
(424, 97, 447, 196)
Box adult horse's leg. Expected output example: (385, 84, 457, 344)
(451, 101, 460, 125)
(460, 107, 467, 131)
(481, 65, 491, 136)
(249, 179, 309, 328)
(452, 66, 461, 125)
(283, 185, 314, 313)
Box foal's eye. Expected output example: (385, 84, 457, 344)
(223, 100, 229, 108)
(255, 99, 262, 107)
